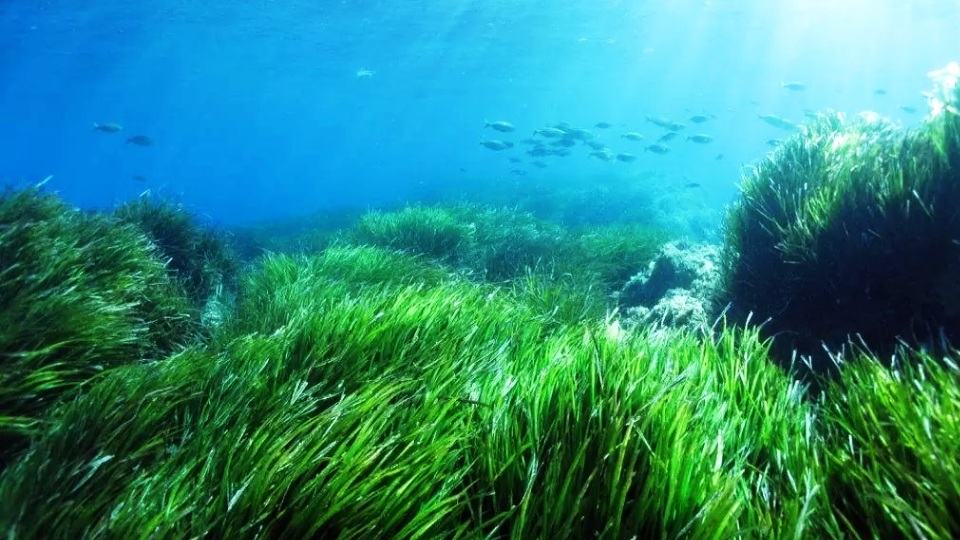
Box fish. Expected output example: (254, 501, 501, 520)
(646, 116, 674, 129)
(133, 175, 148, 182)
(657, 132, 677, 143)
(586, 140, 607, 150)
(126, 135, 154, 146)
(688, 114, 711, 123)
(531, 160, 548, 168)
(527, 147, 550, 156)
(899, 105, 918, 114)
(564, 128, 594, 140)
(533, 127, 566, 138)
(714, 154, 724, 161)
(511, 169, 527, 176)
(645, 143, 670, 154)
(480, 140, 514, 151)
(485, 120, 516, 132)
(594, 121, 612, 129)
(621, 132, 645, 141)
(550, 138, 576, 147)
(356, 68, 375, 78)
(766, 138, 783, 147)
(781, 82, 806, 91)
(615, 153, 637, 162)
(550, 148, 572, 157)
(873, 88, 887, 95)
(684, 182, 701, 188)
(93, 122, 122, 133)
(686, 133, 713, 144)
(589, 149, 615, 161)
(758, 114, 798, 130)
(665, 122, 686, 132)
(509, 157, 522, 163)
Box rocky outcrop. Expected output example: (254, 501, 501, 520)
(619, 241, 721, 332)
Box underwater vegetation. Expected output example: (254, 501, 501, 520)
(230, 207, 365, 260)
(113, 195, 238, 308)
(224, 202, 672, 327)
(0, 185, 195, 467)
(0, 243, 957, 538)
(113, 195, 239, 332)
(340, 204, 670, 325)
(1, 64, 960, 540)
(344, 204, 569, 280)
(343, 203, 668, 286)
(719, 62, 960, 377)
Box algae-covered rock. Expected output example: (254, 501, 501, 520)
(620, 240, 721, 331)
(625, 288, 712, 330)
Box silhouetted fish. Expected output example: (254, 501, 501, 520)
(93, 122, 122, 133)
(126, 135, 154, 146)
(485, 121, 516, 132)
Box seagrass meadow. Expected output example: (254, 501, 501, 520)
(2, 69, 960, 540)
(718, 63, 960, 383)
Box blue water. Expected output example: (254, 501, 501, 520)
(1, 0, 956, 226)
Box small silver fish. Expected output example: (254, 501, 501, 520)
(646, 116, 674, 129)
(781, 81, 806, 91)
(533, 127, 567, 138)
(93, 122, 123, 133)
(645, 143, 670, 154)
(758, 114, 798, 130)
(480, 140, 514, 151)
(686, 134, 713, 144)
(564, 128, 594, 140)
(586, 141, 606, 150)
(485, 121, 516, 132)
(126, 135, 154, 146)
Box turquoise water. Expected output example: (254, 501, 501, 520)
(1, 0, 956, 225)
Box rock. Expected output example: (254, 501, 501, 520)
(620, 240, 721, 331)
